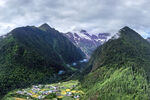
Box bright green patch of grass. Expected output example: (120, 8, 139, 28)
(3, 80, 83, 100)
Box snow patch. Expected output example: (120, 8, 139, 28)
(77, 32, 91, 40)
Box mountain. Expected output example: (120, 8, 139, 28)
(147, 37, 150, 43)
(0, 23, 85, 97)
(64, 30, 110, 57)
(81, 26, 150, 100)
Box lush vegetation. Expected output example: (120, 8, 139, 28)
(3, 80, 84, 100)
(81, 26, 150, 100)
(0, 24, 85, 98)
(1, 25, 150, 100)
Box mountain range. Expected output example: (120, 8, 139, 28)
(0, 23, 150, 100)
(64, 30, 110, 57)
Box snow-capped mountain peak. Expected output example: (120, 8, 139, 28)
(64, 30, 110, 58)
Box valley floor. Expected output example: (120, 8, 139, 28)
(3, 80, 84, 100)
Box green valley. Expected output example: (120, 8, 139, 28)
(0, 23, 85, 98)
(1, 0, 150, 100)
(3, 80, 84, 100)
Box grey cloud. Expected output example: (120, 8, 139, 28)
(0, 0, 150, 38)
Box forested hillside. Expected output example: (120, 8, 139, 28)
(81, 26, 150, 100)
(0, 24, 85, 97)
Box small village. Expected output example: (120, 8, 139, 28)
(7, 80, 84, 100)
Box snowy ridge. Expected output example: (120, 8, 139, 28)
(64, 30, 110, 57)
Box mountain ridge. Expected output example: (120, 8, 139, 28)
(0, 24, 85, 97)
(81, 26, 150, 100)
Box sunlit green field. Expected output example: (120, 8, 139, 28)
(3, 80, 84, 100)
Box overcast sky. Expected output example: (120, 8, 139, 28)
(0, 0, 150, 38)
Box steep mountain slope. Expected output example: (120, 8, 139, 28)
(81, 26, 150, 100)
(0, 23, 85, 97)
(64, 30, 110, 57)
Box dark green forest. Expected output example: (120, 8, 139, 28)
(80, 27, 150, 100)
(0, 24, 85, 97)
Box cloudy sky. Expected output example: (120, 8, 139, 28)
(0, 0, 150, 38)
